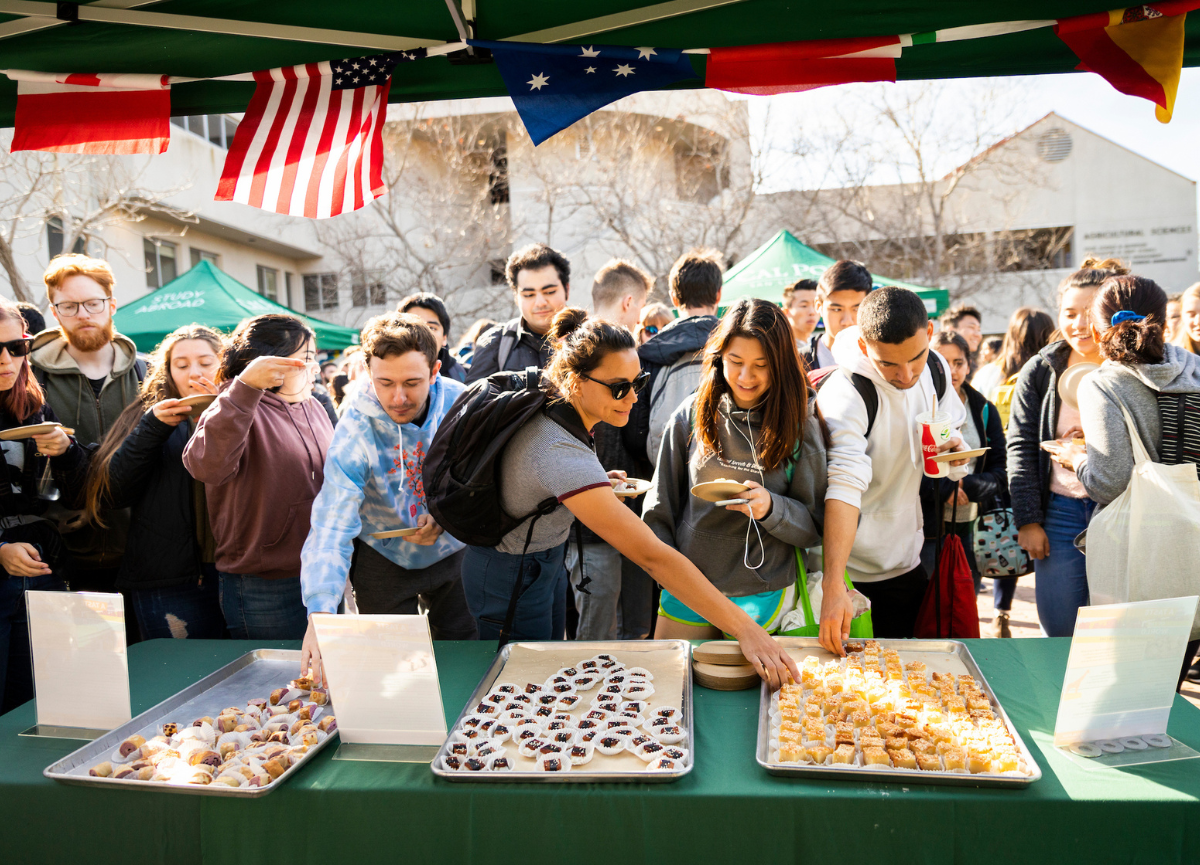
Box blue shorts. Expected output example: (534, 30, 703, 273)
(657, 584, 796, 634)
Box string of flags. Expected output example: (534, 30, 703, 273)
(4, 3, 1196, 218)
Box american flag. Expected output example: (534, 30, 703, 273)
(215, 50, 423, 218)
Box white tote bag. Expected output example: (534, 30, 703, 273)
(1086, 402, 1200, 640)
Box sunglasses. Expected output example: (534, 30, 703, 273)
(643, 325, 660, 336)
(583, 370, 650, 400)
(0, 338, 33, 358)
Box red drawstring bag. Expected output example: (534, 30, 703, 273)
(915, 482, 981, 639)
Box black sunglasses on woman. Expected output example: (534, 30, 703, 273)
(582, 370, 650, 400)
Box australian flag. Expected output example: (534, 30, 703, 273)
(469, 40, 698, 145)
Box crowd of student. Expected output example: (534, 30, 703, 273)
(0, 243, 1198, 711)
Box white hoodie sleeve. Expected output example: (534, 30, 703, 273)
(816, 369, 873, 510)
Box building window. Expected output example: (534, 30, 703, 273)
(304, 273, 339, 311)
(284, 272, 293, 308)
(996, 227, 1074, 272)
(190, 248, 220, 269)
(257, 266, 279, 301)
(170, 115, 239, 149)
(144, 238, 177, 288)
(351, 277, 387, 308)
(47, 217, 85, 260)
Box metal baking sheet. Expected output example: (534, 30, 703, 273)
(431, 640, 694, 783)
(755, 638, 1042, 788)
(43, 649, 337, 797)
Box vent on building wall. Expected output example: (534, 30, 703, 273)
(1037, 128, 1073, 163)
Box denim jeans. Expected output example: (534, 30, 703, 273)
(0, 573, 65, 714)
(462, 544, 566, 642)
(992, 576, 1017, 612)
(218, 572, 308, 641)
(1034, 493, 1096, 637)
(131, 564, 227, 640)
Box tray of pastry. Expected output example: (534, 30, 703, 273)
(756, 638, 1041, 788)
(43, 649, 337, 796)
(431, 640, 693, 782)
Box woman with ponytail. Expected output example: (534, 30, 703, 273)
(1053, 275, 1200, 687)
(0, 298, 88, 712)
(460, 307, 800, 686)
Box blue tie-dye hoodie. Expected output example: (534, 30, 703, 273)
(301, 375, 465, 615)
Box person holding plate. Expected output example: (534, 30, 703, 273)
(0, 297, 88, 713)
(642, 298, 827, 639)
(300, 312, 476, 679)
(83, 325, 226, 640)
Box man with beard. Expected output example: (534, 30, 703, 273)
(32, 254, 145, 595)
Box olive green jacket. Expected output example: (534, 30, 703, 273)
(30, 329, 144, 569)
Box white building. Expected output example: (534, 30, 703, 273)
(0, 90, 751, 342)
(754, 112, 1197, 332)
(3, 105, 1190, 340)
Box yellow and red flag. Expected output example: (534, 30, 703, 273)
(1056, 2, 1200, 123)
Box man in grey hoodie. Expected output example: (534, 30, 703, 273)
(33, 255, 144, 595)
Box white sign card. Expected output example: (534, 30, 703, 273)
(311, 613, 447, 746)
(1054, 596, 1198, 747)
(27, 591, 131, 730)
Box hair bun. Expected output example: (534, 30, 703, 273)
(1079, 256, 1130, 276)
(549, 307, 589, 341)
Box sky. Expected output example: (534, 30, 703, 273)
(751, 67, 1200, 203)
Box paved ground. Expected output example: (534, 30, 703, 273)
(974, 570, 1200, 709)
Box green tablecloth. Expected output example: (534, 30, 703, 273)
(5, 638, 1200, 865)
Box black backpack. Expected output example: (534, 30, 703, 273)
(426, 367, 557, 548)
(808, 352, 946, 438)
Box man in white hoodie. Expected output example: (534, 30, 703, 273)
(816, 287, 970, 653)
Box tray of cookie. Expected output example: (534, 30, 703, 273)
(756, 638, 1041, 787)
(431, 640, 693, 782)
(44, 649, 337, 796)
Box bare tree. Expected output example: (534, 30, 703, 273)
(767, 81, 1062, 304)
(516, 92, 762, 290)
(312, 110, 518, 329)
(0, 134, 194, 306)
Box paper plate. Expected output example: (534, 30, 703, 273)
(1040, 438, 1085, 453)
(177, 393, 217, 417)
(691, 480, 750, 503)
(0, 422, 62, 441)
(929, 446, 990, 463)
(612, 478, 652, 498)
(370, 527, 420, 539)
(1057, 362, 1099, 409)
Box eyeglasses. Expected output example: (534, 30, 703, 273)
(52, 298, 108, 318)
(644, 325, 659, 336)
(582, 370, 650, 400)
(0, 338, 33, 358)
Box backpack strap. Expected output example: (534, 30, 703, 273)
(849, 372, 879, 438)
(849, 351, 947, 439)
(134, 357, 147, 384)
(497, 495, 559, 649)
(497, 326, 519, 372)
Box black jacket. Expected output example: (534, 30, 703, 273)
(621, 314, 719, 471)
(105, 410, 205, 590)
(920, 382, 1008, 538)
(1006, 340, 1072, 529)
(0, 402, 89, 518)
(439, 347, 467, 383)
(465, 318, 553, 384)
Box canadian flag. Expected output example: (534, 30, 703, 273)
(705, 36, 906, 95)
(8, 71, 171, 154)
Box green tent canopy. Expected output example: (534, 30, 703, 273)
(721, 229, 950, 316)
(113, 260, 359, 353)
